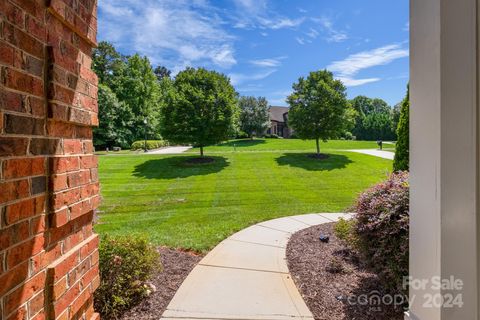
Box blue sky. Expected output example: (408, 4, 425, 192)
(98, 0, 409, 106)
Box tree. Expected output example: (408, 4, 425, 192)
(238, 96, 270, 139)
(160, 68, 238, 157)
(350, 95, 396, 140)
(93, 84, 133, 149)
(113, 54, 161, 142)
(92, 41, 125, 86)
(287, 70, 349, 156)
(154, 66, 171, 82)
(393, 85, 410, 171)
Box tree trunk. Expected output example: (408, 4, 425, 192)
(316, 138, 320, 155)
(200, 146, 204, 157)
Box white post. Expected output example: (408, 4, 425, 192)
(408, 0, 479, 319)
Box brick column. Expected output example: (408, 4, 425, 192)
(0, 1, 100, 319)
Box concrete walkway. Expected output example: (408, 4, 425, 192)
(146, 146, 192, 154)
(348, 149, 395, 160)
(161, 213, 352, 320)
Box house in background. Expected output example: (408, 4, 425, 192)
(267, 106, 292, 138)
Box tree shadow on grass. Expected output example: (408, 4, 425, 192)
(276, 153, 353, 171)
(133, 156, 229, 179)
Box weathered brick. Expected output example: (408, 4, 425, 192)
(0, 220, 30, 251)
(25, 14, 46, 42)
(50, 156, 79, 174)
(79, 155, 96, 169)
(4, 271, 46, 315)
(29, 138, 62, 155)
(2, 67, 44, 97)
(2, 21, 44, 59)
(3, 157, 45, 179)
(0, 179, 30, 204)
(63, 139, 83, 154)
(5, 114, 45, 135)
(0, 0, 100, 317)
(0, 88, 24, 113)
(0, 41, 15, 65)
(0, 261, 29, 296)
(0, 0, 26, 28)
(30, 214, 46, 235)
(48, 103, 69, 122)
(7, 235, 45, 269)
(31, 176, 46, 195)
(10, 0, 45, 21)
(47, 120, 75, 138)
(0, 137, 28, 156)
(4, 196, 44, 225)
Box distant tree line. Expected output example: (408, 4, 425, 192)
(349, 95, 400, 141)
(92, 42, 164, 148)
(92, 42, 408, 163)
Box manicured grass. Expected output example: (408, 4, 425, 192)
(96, 140, 393, 252)
(186, 138, 385, 154)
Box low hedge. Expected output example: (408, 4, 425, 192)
(131, 140, 169, 151)
(94, 236, 160, 319)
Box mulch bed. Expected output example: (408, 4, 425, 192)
(120, 247, 203, 320)
(307, 154, 330, 160)
(184, 157, 215, 165)
(286, 223, 404, 320)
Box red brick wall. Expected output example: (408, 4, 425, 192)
(0, 0, 100, 319)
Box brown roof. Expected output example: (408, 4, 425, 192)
(269, 106, 289, 123)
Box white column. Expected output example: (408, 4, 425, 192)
(408, 0, 479, 319)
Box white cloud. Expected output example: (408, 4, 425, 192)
(229, 69, 277, 86)
(327, 44, 409, 87)
(312, 16, 349, 43)
(99, 0, 236, 70)
(306, 28, 319, 39)
(249, 56, 286, 68)
(296, 37, 308, 45)
(232, 0, 305, 30)
(403, 21, 410, 32)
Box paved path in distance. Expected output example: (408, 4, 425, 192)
(147, 146, 192, 154)
(348, 149, 395, 160)
(161, 213, 353, 320)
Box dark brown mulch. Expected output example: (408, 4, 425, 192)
(307, 153, 330, 160)
(185, 157, 215, 165)
(120, 247, 203, 320)
(287, 223, 405, 320)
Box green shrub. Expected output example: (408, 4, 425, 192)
(131, 140, 169, 151)
(334, 218, 359, 248)
(393, 85, 409, 171)
(353, 172, 409, 295)
(94, 236, 160, 319)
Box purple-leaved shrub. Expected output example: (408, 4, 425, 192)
(354, 171, 409, 295)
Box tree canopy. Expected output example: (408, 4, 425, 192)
(159, 68, 238, 156)
(350, 95, 397, 141)
(92, 42, 164, 148)
(287, 70, 349, 155)
(238, 96, 270, 138)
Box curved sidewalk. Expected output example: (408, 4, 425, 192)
(161, 213, 352, 320)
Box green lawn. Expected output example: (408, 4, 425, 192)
(186, 138, 384, 154)
(96, 139, 393, 252)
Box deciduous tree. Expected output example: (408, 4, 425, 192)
(287, 70, 349, 156)
(239, 96, 270, 139)
(160, 68, 238, 157)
